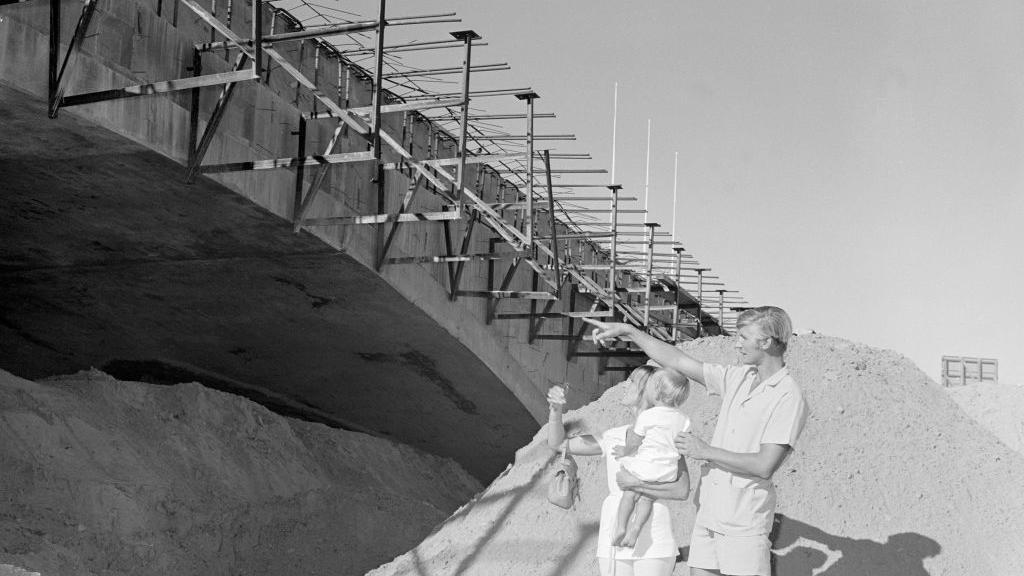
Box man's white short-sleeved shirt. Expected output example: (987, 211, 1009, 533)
(694, 363, 808, 536)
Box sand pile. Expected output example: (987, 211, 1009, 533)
(368, 334, 1024, 576)
(946, 381, 1024, 455)
(0, 368, 481, 576)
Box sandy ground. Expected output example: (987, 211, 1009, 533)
(3, 334, 1022, 576)
(369, 334, 1024, 576)
(0, 368, 481, 576)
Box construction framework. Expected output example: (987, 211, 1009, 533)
(24, 0, 751, 371)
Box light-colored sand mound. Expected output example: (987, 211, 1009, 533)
(368, 334, 1024, 576)
(0, 368, 481, 576)
(946, 381, 1024, 455)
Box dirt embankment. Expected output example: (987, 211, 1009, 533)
(368, 334, 1024, 576)
(0, 368, 481, 576)
(3, 334, 1022, 576)
(945, 381, 1024, 454)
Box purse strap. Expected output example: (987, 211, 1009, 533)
(559, 431, 579, 464)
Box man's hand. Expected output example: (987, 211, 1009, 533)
(616, 469, 641, 491)
(676, 431, 712, 460)
(582, 318, 635, 347)
(611, 444, 636, 459)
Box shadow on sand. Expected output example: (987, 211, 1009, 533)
(770, 514, 941, 576)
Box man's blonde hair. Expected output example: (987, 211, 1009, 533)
(737, 306, 793, 353)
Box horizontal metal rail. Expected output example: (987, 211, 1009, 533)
(302, 210, 462, 226)
(199, 150, 375, 173)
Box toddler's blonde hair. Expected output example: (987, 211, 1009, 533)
(642, 369, 690, 409)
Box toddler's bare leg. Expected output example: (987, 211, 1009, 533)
(613, 491, 641, 546)
(621, 496, 655, 548)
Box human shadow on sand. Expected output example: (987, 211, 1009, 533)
(770, 514, 941, 576)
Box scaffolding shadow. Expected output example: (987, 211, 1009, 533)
(771, 514, 941, 576)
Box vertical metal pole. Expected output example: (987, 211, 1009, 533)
(607, 185, 621, 315)
(371, 0, 387, 264)
(643, 118, 651, 222)
(543, 148, 559, 296)
(48, 0, 60, 115)
(718, 290, 725, 328)
(516, 91, 539, 247)
(451, 30, 480, 209)
(187, 48, 202, 169)
(610, 81, 618, 184)
(696, 268, 706, 337)
(292, 116, 306, 219)
(526, 96, 534, 246)
(672, 151, 679, 241)
(643, 222, 657, 329)
(371, 0, 387, 158)
(672, 246, 683, 342)
(252, 0, 263, 79)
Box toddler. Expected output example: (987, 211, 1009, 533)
(613, 369, 691, 547)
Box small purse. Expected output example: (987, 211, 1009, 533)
(547, 438, 580, 509)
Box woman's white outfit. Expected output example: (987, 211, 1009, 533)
(596, 425, 677, 576)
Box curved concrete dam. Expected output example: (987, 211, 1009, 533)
(0, 0, 720, 480)
(0, 83, 540, 480)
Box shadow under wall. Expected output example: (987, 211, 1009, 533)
(771, 514, 941, 576)
(0, 83, 538, 483)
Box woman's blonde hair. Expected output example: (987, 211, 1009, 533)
(621, 365, 657, 409)
(623, 366, 689, 410)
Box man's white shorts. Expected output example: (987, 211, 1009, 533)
(688, 525, 771, 576)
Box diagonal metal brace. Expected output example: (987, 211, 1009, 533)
(186, 52, 250, 183)
(376, 174, 424, 270)
(49, 0, 99, 118)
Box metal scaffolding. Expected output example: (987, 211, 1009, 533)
(33, 0, 751, 371)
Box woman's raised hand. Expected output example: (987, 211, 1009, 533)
(547, 385, 567, 412)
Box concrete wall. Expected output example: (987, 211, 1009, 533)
(0, 0, 638, 419)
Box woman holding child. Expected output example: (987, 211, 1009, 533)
(547, 366, 691, 576)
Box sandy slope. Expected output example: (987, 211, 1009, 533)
(946, 381, 1024, 455)
(0, 369, 481, 576)
(368, 334, 1024, 576)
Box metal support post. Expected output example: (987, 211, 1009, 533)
(515, 91, 539, 246)
(672, 246, 684, 341)
(607, 184, 621, 316)
(370, 1, 388, 266)
(252, 0, 263, 80)
(48, 0, 60, 114)
(292, 116, 307, 218)
(451, 30, 481, 210)
(542, 148, 560, 296)
(696, 268, 707, 336)
(643, 222, 658, 328)
(717, 289, 725, 328)
(187, 48, 202, 169)
(371, 0, 387, 158)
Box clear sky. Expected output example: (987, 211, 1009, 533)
(326, 1, 1023, 384)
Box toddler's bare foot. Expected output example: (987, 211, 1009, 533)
(620, 526, 640, 548)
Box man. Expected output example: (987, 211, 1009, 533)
(588, 306, 808, 576)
